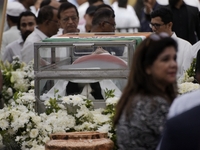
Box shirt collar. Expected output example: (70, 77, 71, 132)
(34, 27, 48, 40)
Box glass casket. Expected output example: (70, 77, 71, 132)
(34, 33, 147, 113)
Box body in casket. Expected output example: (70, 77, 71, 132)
(41, 52, 128, 100)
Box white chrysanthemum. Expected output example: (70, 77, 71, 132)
(20, 93, 35, 102)
(106, 97, 119, 105)
(178, 72, 194, 84)
(74, 122, 96, 131)
(6, 88, 13, 97)
(42, 136, 50, 143)
(30, 129, 39, 138)
(178, 82, 200, 94)
(31, 81, 34, 87)
(93, 114, 110, 124)
(44, 100, 50, 106)
(0, 119, 9, 130)
(14, 79, 29, 92)
(0, 109, 9, 119)
(62, 95, 85, 106)
(30, 145, 45, 150)
(11, 71, 25, 81)
(97, 124, 111, 133)
(32, 116, 41, 124)
(75, 105, 92, 118)
(28, 89, 35, 94)
(91, 108, 104, 114)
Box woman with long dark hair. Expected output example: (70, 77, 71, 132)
(114, 33, 178, 150)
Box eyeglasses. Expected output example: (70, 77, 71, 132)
(149, 23, 165, 29)
(61, 16, 78, 23)
(103, 21, 116, 28)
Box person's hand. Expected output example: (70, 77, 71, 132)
(143, 0, 153, 14)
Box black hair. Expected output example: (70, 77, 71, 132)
(59, 0, 68, 3)
(40, 0, 51, 8)
(92, 9, 114, 26)
(96, 3, 114, 14)
(17, 11, 36, 30)
(151, 7, 173, 24)
(118, 0, 128, 8)
(85, 5, 97, 16)
(88, 0, 103, 5)
(57, 2, 79, 19)
(7, 15, 19, 24)
(37, 5, 57, 24)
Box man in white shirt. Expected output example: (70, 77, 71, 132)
(3, 11, 37, 63)
(1, 2, 26, 57)
(21, 5, 59, 64)
(77, 0, 104, 32)
(112, 0, 140, 32)
(150, 7, 193, 79)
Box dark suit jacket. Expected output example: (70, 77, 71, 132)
(160, 105, 200, 150)
(140, 2, 162, 32)
(167, 4, 200, 44)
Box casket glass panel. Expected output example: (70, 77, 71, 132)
(34, 35, 144, 113)
(34, 37, 138, 71)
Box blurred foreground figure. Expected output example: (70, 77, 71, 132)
(157, 49, 200, 150)
(114, 33, 178, 150)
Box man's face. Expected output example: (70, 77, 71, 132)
(20, 15, 36, 41)
(150, 17, 169, 34)
(59, 7, 79, 33)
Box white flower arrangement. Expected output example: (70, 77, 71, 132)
(0, 89, 119, 149)
(178, 82, 200, 94)
(178, 58, 200, 94)
(0, 57, 34, 104)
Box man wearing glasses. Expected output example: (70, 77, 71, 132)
(58, 2, 80, 34)
(150, 7, 193, 80)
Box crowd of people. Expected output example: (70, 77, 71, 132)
(1, 0, 200, 149)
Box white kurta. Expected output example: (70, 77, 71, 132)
(112, 2, 140, 32)
(3, 38, 24, 63)
(21, 27, 47, 64)
(171, 33, 193, 79)
(191, 40, 200, 58)
(1, 26, 21, 57)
